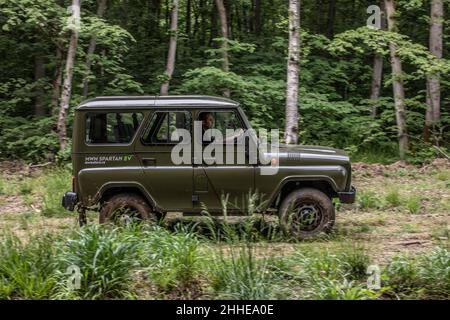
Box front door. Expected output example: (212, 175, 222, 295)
(193, 109, 255, 213)
(135, 110, 193, 211)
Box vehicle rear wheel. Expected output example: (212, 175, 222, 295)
(279, 188, 335, 239)
(99, 193, 156, 225)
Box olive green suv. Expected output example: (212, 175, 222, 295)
(62, 96, 356, 238)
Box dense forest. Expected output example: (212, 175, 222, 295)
(0, 0, 449, 164)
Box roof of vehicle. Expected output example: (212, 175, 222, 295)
(76, 95, 239, 110)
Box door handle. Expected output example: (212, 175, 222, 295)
(142, 157, 156, 166)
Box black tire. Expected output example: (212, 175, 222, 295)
(99, 193, 156, 225)
(279, 188, 335, 239)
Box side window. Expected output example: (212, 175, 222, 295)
(86, 112, 144, 144)
(143, 111, 191, 144)
(198, 110, 245, 143)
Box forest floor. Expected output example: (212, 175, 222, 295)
(0, 159, 449, 299)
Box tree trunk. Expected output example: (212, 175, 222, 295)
(185, 0, 191, 36)
(424, 0, 443, 144)
(370, 55, 383, 116)
(82, 0, 107, 99)
(215, 0, 230, 98)
(369, 2, 385, 117)
(57, 0, 81, 151)
(51, 46, 63, 116)
(160, 0, 179, 95)
(384, 0, 409, 160)
(34, 55, 46, 116)
(253, 0, 262, 35)
(284, 0, 300, 144)
(316, 0, 324, 34)
(326, 0, 336, 39)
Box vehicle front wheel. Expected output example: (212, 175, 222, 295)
(99, 193, 157, 225)
(279, 188, 335, 239)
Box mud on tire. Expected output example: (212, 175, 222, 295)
(279, 188, 335, 239)
(99, 193, 156, 225)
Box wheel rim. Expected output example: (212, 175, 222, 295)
(110, 205, 142, 225)
(287, 201, 324, 233)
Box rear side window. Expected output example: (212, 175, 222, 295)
(142, 111, 191, 144)
(85, 112, 144, 144)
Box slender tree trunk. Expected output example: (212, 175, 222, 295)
(284, 0, 300, 144)
(34, 55, 46, 116)
(51, 46, 63, 116)
(82, 0, 107, 99)
(57, 0, 81, 151)
(160, 0, 179, 95)
(424, 0, 443, 144)
(370, 2, 385, 117)
(185, 0, 191, 36)
(252, 0, 262, 35)
(316, 0, 324, 34)
(215, 0, 230, 97)
(326, 0, 336, 39)
(384, 0, 409, 160)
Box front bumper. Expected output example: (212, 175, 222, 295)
(62, 192, 78, 211)
(338, 186, 356, 204)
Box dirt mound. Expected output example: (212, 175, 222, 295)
(353, 158, 450, 176)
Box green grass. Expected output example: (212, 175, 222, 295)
(137, 225, 203, 297)
(405, 196, 422, 214)
(385, 188, 401, 207)
(384, 246, 450, 299)
(0, 233, 59, 299)
(38, 169, 71, 216)
(208, 243, 273, 299)
(55, 225, 139, 299)
(358, 190, 380, 210)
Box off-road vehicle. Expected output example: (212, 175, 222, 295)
(62, 96, 356, 238)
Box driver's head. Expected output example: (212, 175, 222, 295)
(199, 112, 214, 130)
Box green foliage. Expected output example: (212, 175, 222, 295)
(405, 196, 422, 214)
(138, 226, 202, 294)
(385, 188, 402, 207)
(384, 247, 450, 299)
(208, 244, 273, 300)
(358, 191, 380, 210)
(39, 168, 72, 216)
(0, 233, 58, 299)
(55, 225, 139, 299)
(0, 116, 58, 162)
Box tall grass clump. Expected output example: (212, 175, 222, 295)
(357, 191, 380, 210)
(384, 246, 450, 299)
(137, 225, 203, 297)
(200, 191, 284, 243)
(0, 233, 58, 299)
(39, 168, 71, 216)
(0, 177, 5, 195)
(208, 243, 273, 299)
(55, 225, 139, 299)
(385, 188, 401, 207)
(285, 245, 377, 299)
(405, 196, 422, 214)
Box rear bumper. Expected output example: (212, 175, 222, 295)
(338, 186, 356, 204)
(62, 192, 78, 211)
